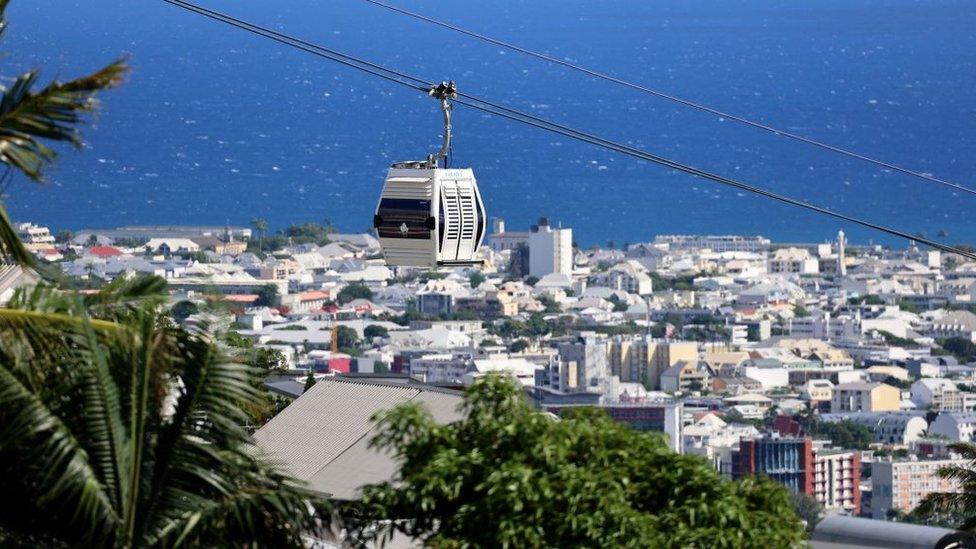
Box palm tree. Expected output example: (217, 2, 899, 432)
(0, 277, 330, 546)
(0, 0, 127, 266)
(916, 442, 976, 530)
(250, 218, 268, 253)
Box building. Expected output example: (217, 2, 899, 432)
(732, 437, 814, 496)
(929, 411, 976, 442)
(253, 377, 463, 500)
(487, 218, 529, 252)
(609, 338, 698, 390)
(527, 218, 572, 278)
(653, 234, 770, 253)
(547, 402, 682, 453)
(911, 378, 968, 412)
(15, 222, 56, 254)
(555, 335, 610, 394)
(872, 458, 966, 519)
(822, 412, 928, 445)
(837, 230, 847, 276)
(604, 260, 653, 295)
(830, 382, 901, 413)
(660, 360, 712, 393)
(923, 310, 976, 343)
(813, 449, 861, 512)
(409, 352, 475, 385)
(769, 247, 819, 275)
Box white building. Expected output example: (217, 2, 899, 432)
(911, 378, 969, 412)
(528, 218, 572, 278)
(604, 260, 653, 295)
(769, 247, 819, 275)
(653, 234, 770, 253)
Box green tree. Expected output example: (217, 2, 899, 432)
(335, 325, 361, 355)
(170, 299, 199, 323)
(793, 305, 810, 318)
(344, 376, 805, 547)
(917, 442, 976, 529)
(303, 369, 317, 393)
(55, 229, 74, 244)
(0, 278, 328, 546)
(250, 217, 268, 253)
(940, 337, 976, 362)
(0, 3, 126, 266)
(246, 347, 289, 375)
(255, 283, 279, 307)
(364, 324, 389, 340)
(509, 338, 530, 353)
(337, 283, 373, 305)
(468, 271, 485, 289)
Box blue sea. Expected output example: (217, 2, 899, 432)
(4, 0, 975, 247)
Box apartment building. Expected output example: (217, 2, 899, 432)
(830, 382, 901, 413)
(528, 218, 573, 278)
(609, 337, 698, 389)
(813, 450, 861, 512)
(872, 458, 965, 519)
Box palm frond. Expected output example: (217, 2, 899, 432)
(0, 359, 119, 542)
(0, 201, 31, 265)
(0, 59, 127, 181)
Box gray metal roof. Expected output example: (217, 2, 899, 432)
(812, 515, 975, 549)
(254, 377, 463, 500)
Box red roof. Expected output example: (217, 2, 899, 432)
(88, 246, 123, 257)
(299, 290, 330, 302)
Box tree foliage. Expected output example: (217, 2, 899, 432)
(803, 419, 873, 450)
(940, 337, 976, 363)
(337, 283, 373, 305)
(363, 324, 389, 340)
(344, 375, 804, 547)
(0, 278, 329, 546)
(255, 284, 279, 307)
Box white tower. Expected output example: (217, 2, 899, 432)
(837, 230, 847, 276)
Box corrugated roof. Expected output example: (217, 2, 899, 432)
(254, 378, 463, 500)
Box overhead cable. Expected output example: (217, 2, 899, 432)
(162, 0, 976, 260)
(361, 0, 976, 197)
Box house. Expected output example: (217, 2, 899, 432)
(929, 412, 976, 442)
(830, 382, 900, 413)
(603, 260, 653, 295)
(660, 360, 712, 393)
(86, 245, 124, 258)
(145, 238, 200, 255)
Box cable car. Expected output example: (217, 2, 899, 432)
(373, 82, 487, 268)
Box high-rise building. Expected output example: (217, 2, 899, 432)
(528, 217, 572, 278)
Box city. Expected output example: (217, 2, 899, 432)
(3, 0, 976, 546)
(8, 216, 976, 545)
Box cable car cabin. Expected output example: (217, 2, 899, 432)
(373, 167, 486, 268)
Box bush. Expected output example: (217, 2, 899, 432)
(337, 283, 373, 305)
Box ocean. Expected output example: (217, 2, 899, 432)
(4, 0, 975, 247)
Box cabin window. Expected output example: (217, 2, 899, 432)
(375, 198, 432, 240)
